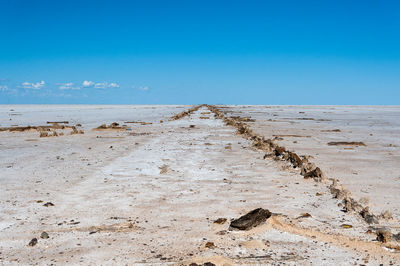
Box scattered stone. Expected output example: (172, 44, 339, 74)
(299, 213, 312, 218)
(28, 238, 38, 247)
(204, 242, 216, 249)
(230, 208, 271, 230)
(327, 141, 366, 146)
(213, 218, 227, 224)
(380, 210, 393, 220)
(39, 131, 49, 138)
(376, 229, 392, 243)
(40, 232, 49, 239)
(303, 167, 324, 181)
(159, 165, 168, 174)
(43, 202, 54, 207)
(340, 224, 353, 229)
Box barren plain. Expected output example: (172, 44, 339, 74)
(0, 105, 399, 265)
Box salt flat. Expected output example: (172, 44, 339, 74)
(0, 105, 399, 265)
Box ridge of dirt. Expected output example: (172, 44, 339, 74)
(204, 105, 397, 239)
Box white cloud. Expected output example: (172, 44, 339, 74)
(82, 80, 119, 88)
(21, 81, 45, 89)
(132, 85, 150, 91)
(94, 82, 107, 89)
(58, 82, 80, 90)
(139, 86, 149, 91)
(108, 82, 120, 88)
(82, 80, 95, 87)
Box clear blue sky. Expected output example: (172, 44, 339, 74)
(1, 0, 399, 104)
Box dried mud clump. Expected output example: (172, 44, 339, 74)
(328, 141, 366, 146)
(330, 180, 378, 224)
(303, 167, 324, 181)
(170, 105, 205, 120)
(28, 238, 38, 247)
(1, 123, 81, 138)
(229, 208, 271, 230)
(376, 229, 392, 243)
(95, 123, 125, 130)
(39, 131, 49, 138)
(206, 105, 385, 226)
(70, 126, 84, 135)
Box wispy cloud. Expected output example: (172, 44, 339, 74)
(108, 82, 120, 88)
(21, 81, 45, 89)
(82, 80, 120, 89)
(133, 85, 150, 91)
(58, 82, 81, 90)
(82, 80, 95, 88)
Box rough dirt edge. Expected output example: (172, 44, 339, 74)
(0, 123, 79, 132)
(0, 123, 84, 137)
(169, 105, 206, 120)
(267, 215, 400, 260)
(93, 122, 127, 131)
(204, 105, 393, 232)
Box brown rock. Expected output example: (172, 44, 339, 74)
(376, 229, 392, 243)
(213, 218, 227, 224)
(28, 238, 38, 247)
(230, 208, 271, 230)
(303, 167, 324, 181)
(204, 241, 216, 249)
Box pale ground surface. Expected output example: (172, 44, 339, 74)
(223, 105, 400, 218)
(0, 105, 399, 265)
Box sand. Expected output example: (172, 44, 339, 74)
(0, 105, 399, 265)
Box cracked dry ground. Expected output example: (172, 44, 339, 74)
(1, 106, 399, 265)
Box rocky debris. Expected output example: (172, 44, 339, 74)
(28, 238, 38, 247)
(95, 123, 125, 130)
(328, 141, 366, 146)
(230, 116, 255, 122)
(299, 212, 312, 218)
(47, 121, 69, 124)
(39, 131, 49, 138)
(329, 180, 350, 200)
(43, 202, 54, 207)
(340, 224, 353, 229)
(303, 167, 324, 181)
(199, 116, 210, 119)
(204, 242, 216, 249)
(206, 105, 386, 229)
(321, 129, 341, 132)
(159, 165, 168, 174)
(287, 152, 302, 168)
(213, 218, 227, 224)
(376, 229, 392, 243)
(170, 105, 205, 120)
(230, 208, 271, 230)
(331, 180, 379, 224)
(1, 123, 79, 134)
(40, 232, 49, 239)
(379, 210, 393, 220)
(189, 125, 196, 128)
(359, 207, 378, 224)
(70, 126, 84, 135)
(189, 262, 216, 266)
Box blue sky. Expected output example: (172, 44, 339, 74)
(0, 0, 399, 104)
